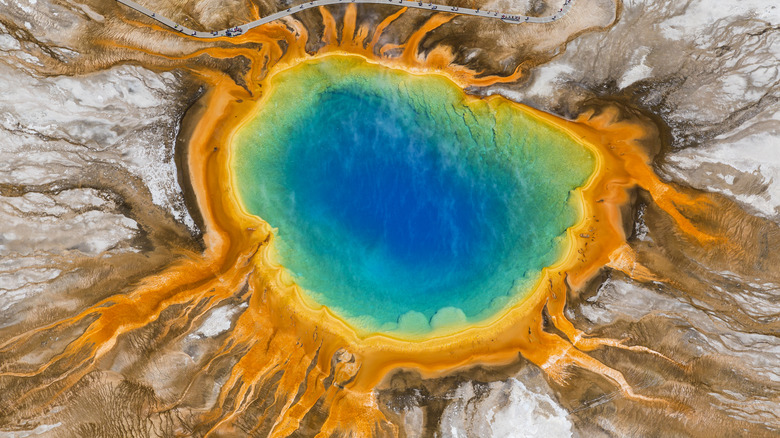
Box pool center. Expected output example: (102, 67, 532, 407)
(232, 56, 595, 336)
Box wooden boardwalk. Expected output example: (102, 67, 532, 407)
(115, 0, 574, 39)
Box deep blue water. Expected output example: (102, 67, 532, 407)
(233, 57, 594, 335)
(284, 91, 508, 311)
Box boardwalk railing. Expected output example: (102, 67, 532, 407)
(115, 0, 574, 39)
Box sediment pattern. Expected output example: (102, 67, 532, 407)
(0, 0, 777, 436)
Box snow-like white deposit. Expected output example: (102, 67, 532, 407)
(0, 61, 196, 229)
(190, 304, 246, 338)
(0, 58, 200, 321)
(582, 276, 780, 418)
(664, 107, 780, 220)
(0, 421, 62, 438)
(0, 187, 142, 314)
(521, 63, 576, 100)
(440, 379, 573, 438)
(618, 47, 652, 89)
(659, 0, 778, 41)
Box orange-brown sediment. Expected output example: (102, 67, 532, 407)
(0, 4, 720, 435)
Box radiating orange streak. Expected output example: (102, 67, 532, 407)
(280, 17, 311, 59)
(64, 260, 249, 366)
(320, 6, 339, 46)
(316, 386, 395, 437)
(97, 40, 253, 63)
(400, 13, 454, 63)
(545, 275, 684, 370)
(263, 351, 324, 434)
(369, 7, 407, 49)
(581, 109, 719, 245)
(0, 251, 259, 418)
(207, 348, 284, 434)
(247, 0, 262, 20)
(331, 3, 372, 50)
(540, 333, 663, 404)
(0, 255, 202, 355)
(644, 178, 718, 244)
(268, 356, 335, 436)
(607, 243, 663, 282)
(468, 63, 524, 86)
(354, 23, 370, 47)
(379, 42, 404, 56)
(342, 3, 358, 45)
(418, 43, 455, 70)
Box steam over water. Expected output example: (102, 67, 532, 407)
(0, 0, 778, 436)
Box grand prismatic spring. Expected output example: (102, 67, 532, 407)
(1, 0, 779, 436)
(231, 55, 595, 336)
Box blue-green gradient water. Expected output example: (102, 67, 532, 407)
(232, 56, 595, 335)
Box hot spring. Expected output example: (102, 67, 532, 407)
(231, 55, 595, 336)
